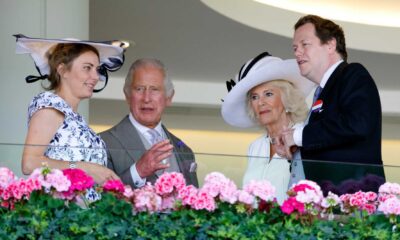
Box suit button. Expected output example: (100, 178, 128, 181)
(292, 173, 296, 178)
(134, 181, 139, 186)
(294, 162, 297, 166)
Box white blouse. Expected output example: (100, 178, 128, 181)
(243, 134, 290, 205)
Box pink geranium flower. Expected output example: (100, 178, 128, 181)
(378, 197, 400, 216)
(292, 180, 323, 205)
(61, 168, 94, 199)
(123, 185, 134, 199)
(281, 196, 305, 215)
(236, 190, 255, 206)
(1, 177, 41, 209)
(378, 182, 400, 202)
(340, 191, 377, 215)
(202, 172, 238, 204)
(0, 167, 16, 189)
(243, 180, 276, 203)
(154, 172, 187, 210)
(378, 182, 400, 220)
(283, 180, 323, 216)
(133, 183, 162, 213)
(178, 185, 199, 206)
(193, 189, 216, 211)
(155, 172, 186, 196)
(29, 167, 71, 193)
(103, 179, 125, 193)
(177, 185, 216, 212)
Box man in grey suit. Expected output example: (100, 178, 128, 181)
(100, 58, 198, 188)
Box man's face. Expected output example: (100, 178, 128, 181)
(126, 65, 172, 128)
(292, 23, 332, 84)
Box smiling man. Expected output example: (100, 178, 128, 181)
(100, 58, 198, 188)
(281, 15, 385, 195)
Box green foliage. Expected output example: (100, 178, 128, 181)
(0, 193, 399, 239)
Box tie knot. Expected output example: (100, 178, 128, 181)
(148, 129, 163, 145)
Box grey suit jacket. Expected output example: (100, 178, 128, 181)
(100, 116, 198, 188)
(288, 151, 305, 188)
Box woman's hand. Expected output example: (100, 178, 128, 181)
(79, 162, 120, 184)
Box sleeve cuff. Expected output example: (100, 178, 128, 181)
(293, 124, 304, 147)
(130, 163, 146, 188)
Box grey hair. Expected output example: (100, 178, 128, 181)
(246, 80, 308, 125)
(123, 58, 174, 98)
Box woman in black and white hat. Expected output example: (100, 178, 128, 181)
(222, 52, 315, 204)
(17, 34, 128, 184)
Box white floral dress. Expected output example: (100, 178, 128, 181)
(28, 92, 107, 166)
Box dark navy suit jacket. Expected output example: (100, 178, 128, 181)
(301, 62, 385, 194)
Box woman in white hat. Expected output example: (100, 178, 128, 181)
(222, 52, 315, 204)
(17, 34, 128, 184)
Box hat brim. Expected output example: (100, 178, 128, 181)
(15, 34, 126, 80)
(221, 58, 315, 128)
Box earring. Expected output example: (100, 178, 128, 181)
(285, 109, 289, 113)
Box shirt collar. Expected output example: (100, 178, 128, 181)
(320, 60, 343, 88)
(128, 113, 163, 136)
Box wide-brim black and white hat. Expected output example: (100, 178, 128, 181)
(14, 34, 129, 92)
(221, 52, 316, 128)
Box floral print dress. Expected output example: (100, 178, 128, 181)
(28, 92, 107, 166)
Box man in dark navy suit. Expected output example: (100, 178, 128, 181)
(281, 15, 385, 195)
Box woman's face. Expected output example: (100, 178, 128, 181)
(249, 82, 286, 127)
(60, 50, 100, 99)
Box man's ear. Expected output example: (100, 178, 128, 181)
(327, 38, 337, 53)
(166, 90, 175, 106)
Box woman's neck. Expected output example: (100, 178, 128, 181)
(266, 117, 291, 137)
(55, 89, 80, 112)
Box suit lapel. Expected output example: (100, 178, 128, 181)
(112, 116, 146, 161)
(112, 116, 162, 183)
(162, 125, 187, 173)
(319, 62, 348, 100)
(310, 62, 348, 121)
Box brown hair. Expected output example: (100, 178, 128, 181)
(46, 43, 99, 90)
(295, 15, 347, 61)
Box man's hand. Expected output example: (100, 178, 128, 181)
(136, 140, 173, 178)
(278, 128, 297, 160)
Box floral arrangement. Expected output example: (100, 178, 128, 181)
(1, 166, 400, 239)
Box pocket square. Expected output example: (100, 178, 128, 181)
(189, 162, 197, 172)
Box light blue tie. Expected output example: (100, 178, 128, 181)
(148, 129, 170, 170)
(312, 86, 323, 104)
(148, 129, 163, 145)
